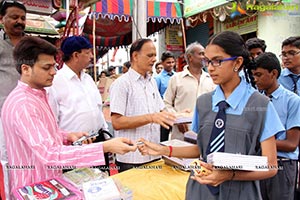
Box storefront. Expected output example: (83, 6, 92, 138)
(183, 0, 300, 56)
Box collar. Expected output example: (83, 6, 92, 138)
(181, 67, 191, 77)
(0, 30, 8, 40)
(18, 80, 47, 97)
(182, 67, 211, 78)
(61, 63, 84, 80)
(213, 78, 248, 110)
(161, 69, 174, 76)
(282, 68, 300, 77)
(269, 85, 284, 100)
(0, 29, 26, 41)
(128, 68, 151, 82)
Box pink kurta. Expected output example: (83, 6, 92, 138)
(1, 81, 105, 195)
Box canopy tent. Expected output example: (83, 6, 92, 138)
(82, 0, 183, 49)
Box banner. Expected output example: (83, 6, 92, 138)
(223, 15, 258, 35)
(165, 25, 184, 52)
(19, 0, 53, 15)
(184, 0, 228, 18)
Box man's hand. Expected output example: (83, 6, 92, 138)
(150, 111, 176, 129)
(67, 132, 95, 144)
(103, 137, 137, 154)
(137, 138, 167, 156)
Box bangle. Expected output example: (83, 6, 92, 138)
(168, 146, 173, 157)
(231, 169, 236, 180)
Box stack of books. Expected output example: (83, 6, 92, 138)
(184, 131, 197, 144)
(161, 139, 198, 171)
(63, 168, 108, 189)
(174, 112, 193, 124)
(83, 178, 132, 200)
(207, 152, 269, 171)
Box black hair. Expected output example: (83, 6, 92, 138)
(100, 71, 107, 76)
(108, 66, 115, 72)
(155, 62, 162, 69)
(282, 36, 300, 49)
(129, 38, 152, 60)
(0, 0, 26, 16)
(253, 52, 281, 79)
(207, 31, 256, 88)
(123, 61, 131, 68)
(13, 36, 57, 74)
(245, 37, 267, 52)
(161, 51, 175, 62)
(62, 49, 82, 62)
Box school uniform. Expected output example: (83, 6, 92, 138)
(187, 79, 284, 200)
(278, 68, 300, 95)
(260, 85, 300, 200)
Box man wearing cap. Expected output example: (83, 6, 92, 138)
(48, 36, 109, 151)
(0, 1, 27, 198)
(48, 36, 114, 173)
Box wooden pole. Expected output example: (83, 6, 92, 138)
(181, 18, 186, 51)
(93, 12, 97, 82)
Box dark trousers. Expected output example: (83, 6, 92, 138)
(160, 126, 171, 142)
(260, 159, 297, 200)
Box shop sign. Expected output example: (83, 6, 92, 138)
(184, 0, 228, 18)
(19, 0, 53, 15)
(223, 15, 258, 35)
(165, 25, 184, 52)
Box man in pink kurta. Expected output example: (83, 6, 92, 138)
(1, 36, 136, 197)
(2, 80, 106, 193)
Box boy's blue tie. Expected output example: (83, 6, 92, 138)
(288, 74, 299, 95)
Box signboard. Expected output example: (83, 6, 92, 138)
(184, 0, 228, 18)
(165, 25, 184, 52)
(19, 0, 53, 15)
(223, 15, 258, 35)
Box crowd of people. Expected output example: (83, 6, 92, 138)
(0, 1, 300, 200)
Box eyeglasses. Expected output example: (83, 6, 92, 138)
(203, 56, 238, 67)
(0, 0, 24, 7)
(279, 50, 300, 58)
(0, 0, 24, 13)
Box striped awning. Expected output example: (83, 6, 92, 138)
(90, 0, 182, 24)
(83, 0, 182, 50)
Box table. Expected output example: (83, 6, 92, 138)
(112, 159, 190, 200)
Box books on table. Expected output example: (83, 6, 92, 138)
(207, 152, 269, 171)
(63, 167, 107, 189)
(82, 178, 121, 200)
(13, 178, 80, 200)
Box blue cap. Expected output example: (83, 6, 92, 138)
(61, 36, 92, 56)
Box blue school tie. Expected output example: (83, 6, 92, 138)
(206, 100, 229, 195)
(288, 74, 299, 95)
